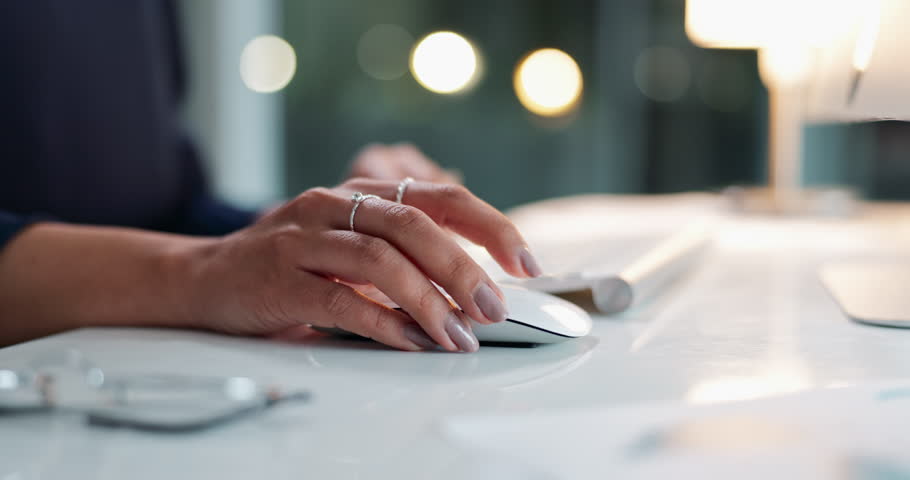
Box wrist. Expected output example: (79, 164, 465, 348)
(160, 235, 220, 331)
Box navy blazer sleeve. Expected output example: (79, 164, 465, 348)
(0, 197, 254, 254)
(170, 133, 258, 236)
(0, 1, 258, 242)
(0, 211, 32, 252)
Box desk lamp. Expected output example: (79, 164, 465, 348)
(810, 0, 910, 328)
(685, 0, 870, 215)
(692, 0, 910, 326)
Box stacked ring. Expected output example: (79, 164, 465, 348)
(395, 177, 415, 204)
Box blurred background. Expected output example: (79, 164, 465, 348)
(178, 0, 907, 212)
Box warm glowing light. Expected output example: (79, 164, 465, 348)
(686, 370, 811, 405)
(634, 46, 691, 102)
(758, 43, 812, 88)
(514, 48, 583, 117)
(358, 24, 414, 81)
(685, 0, 773, 49)
(852, 0, 881, 72)
(410, 31, 479, 94)
(240, 35, 297, 93)
(685, 0, 858, 50)
(807, 0, 862, 48)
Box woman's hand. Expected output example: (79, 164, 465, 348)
(187, 179, 542, 352)
(0, 180, 540, 351)
(347, 143, 461, 184)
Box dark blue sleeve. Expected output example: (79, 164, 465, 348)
(168, 134, 259, 237)
(0, 199, 253, 248)
(0, 211, 33, 252)
(176, 195, 258, 237)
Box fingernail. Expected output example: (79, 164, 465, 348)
(519, 247, 543, 278)
(403, 324, 438, 350)
(445, 312, 478, 353)
(474, 283, 508, 323)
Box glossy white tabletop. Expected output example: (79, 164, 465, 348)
(3, 197, 910, 479)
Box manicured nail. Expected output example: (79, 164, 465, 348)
(473, 283, 508, 323)
(445, 312, 478, 353)
(403, 324, 438, 350)
(519, 247, 543, 278)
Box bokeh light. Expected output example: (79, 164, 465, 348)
(758, 44, 812, 88)
(357, 24, 414, 81)
(410, 31, 479, 94)
(852, 0, 881, 72)
(239, 35, 297, 93)
(686, 368, 811, 405)
(686, 0, 860, 50)
(685, 0, 772, 49)
(634, 46, 691, 102)
(513, 48, 583, 117)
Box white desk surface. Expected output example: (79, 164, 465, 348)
(3, 198, 910, 479)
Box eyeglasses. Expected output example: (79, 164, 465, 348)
(0, 349, 310, 432)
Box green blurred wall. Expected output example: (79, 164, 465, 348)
(278, 0, 907, 208)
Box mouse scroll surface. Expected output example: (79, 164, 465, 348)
(468, 285, 594, 344)
(314, 285, 593, 346)
(498, 286, 592, 336)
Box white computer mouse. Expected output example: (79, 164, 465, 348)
(470, 284, 592, 344)
(314, 284, 592, 346)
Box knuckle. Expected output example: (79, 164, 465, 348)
(370, 308, 394, 336)
(257, 291, 293, 329)
(395, 142, 419, 153)
(384, 204, 427, 232)
(360, 143, 385, 155)
(269, 227, 301, 256)
(323, 284, 356, 318)
(356, 236, 392, 267)
(446, 253, 476, 282)
(438, 183, 470, 202)
(296, 187, 335, 207)
(499, 216, 525, 243)
(416, 285, 440, 312)
(341, 178, 366, 191)
(292, 187, 344, 220)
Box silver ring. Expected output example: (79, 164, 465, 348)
(349, 192, 381, 232)
(395, 177, 415, 204)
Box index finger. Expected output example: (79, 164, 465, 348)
(341, 179, 543, 279)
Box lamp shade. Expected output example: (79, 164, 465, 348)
(807, 0, 910, 121)
(685, 0, 769, 49)
(687, 0, 910, 121)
